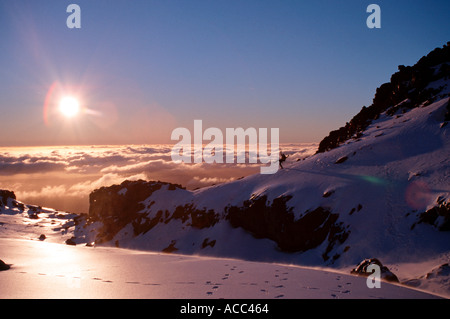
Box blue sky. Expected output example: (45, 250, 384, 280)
(0, 0, 449, 145)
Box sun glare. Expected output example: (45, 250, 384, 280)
(59, 96, 80, 118)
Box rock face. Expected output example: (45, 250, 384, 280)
(0, 190, 16, 207)
(89, 180, 183, 221)
(88, 180, 183, 243)
(416, 201, 450, 231)
(226, 195, 349, 260)
(351, 258, 399, 283)
(84, 181, 350, 260)
(87, 180, 220, 244)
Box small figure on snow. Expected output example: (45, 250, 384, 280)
(279, 151, 289, 169)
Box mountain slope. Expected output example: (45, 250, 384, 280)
(73, 44, 450, 270)
(77, 95, 449, 265)
(317, 42, 450, 153)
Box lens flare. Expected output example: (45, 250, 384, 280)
(405, 181, 432, 210)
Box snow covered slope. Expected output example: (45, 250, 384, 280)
(68, 45, 450, 297)
(78, 96, 449, 266)
(1, 192, 442, 299)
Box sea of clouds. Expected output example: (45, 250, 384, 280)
(0, 143, 317, 214)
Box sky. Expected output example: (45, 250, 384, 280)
(0, 0, 449, 146)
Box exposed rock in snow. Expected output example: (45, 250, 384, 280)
(351, 258, 399, 283)
(415, 200, 450, 231)
(0, 259, 10, 271)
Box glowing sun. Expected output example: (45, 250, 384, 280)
(59, 96, 80, 118)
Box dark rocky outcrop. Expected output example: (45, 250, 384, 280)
(351, 258, 399, 283)
(425, 263, 450, 279)
(226, 195, 349, 259)
(87, 180, 220, 244)
(335, 156, 348, 164)
(162, 240, 178, 253)
(86, 180, 350, 259)
(88, 180, 185, 243)
(414, 200, 450, 231)
(131, 204, 219, 237)
(89, 180, 184, 221)
(65, 237, 76, 246)
(202, 238, 216, 249)
(317, 42, 450, 153)
(0, 259, 10, 271)
(0, 190, 16, 207)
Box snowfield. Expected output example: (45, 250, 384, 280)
(0, 238, 442, 299)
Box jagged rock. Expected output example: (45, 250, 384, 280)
(89, 180, 184, 221)
(162, 240, 178, 253)
(65, 237, 76, 246)
(416, 201, 450, 231)
(335, 156, 348, 164)
(0, 259, 10, 271)
(202, 238, 216, 249)
(0, 189, 16, 207)
(226, 195, 349, 256)
(351, 258, 399, 283)
(322, 190, 335, 198)
(425, 263, 450, 279)
(88, 180, 218, 244)
(349, 204, 363, 216)
(88, 180, 186, 243)
(28, 212, 39, 219)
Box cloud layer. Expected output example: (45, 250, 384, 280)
(0, 143, 317, 214)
